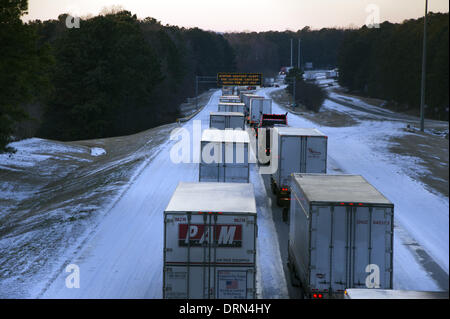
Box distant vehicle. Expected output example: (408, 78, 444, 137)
(270, 127, 327, 210)
(303, 72, 315, 81)
(288, 174, 394, 299)
(209, 112, 245, 130)
(264, 77, 275, 87)
(279, 66, 293, 75)
(163, 182, 257, 299)
(219, 95, 241, 103)
(199, 129, 250, 183)
(218, 102, 245, 113)
(249, 98, 272, 127)
(255, 113, 288, 164)
(241, 94, 264, 119)
(325, 70, 338, 79)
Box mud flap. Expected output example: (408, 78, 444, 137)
(282, 208, 289, 223)
(287, 248, 301, 288)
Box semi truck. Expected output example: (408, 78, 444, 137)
(222, 86, 234, 96)
(220, 95, 241, 103)
(218, 102, 245, 114)
(288, 174, 394, 299)
(256, 113, 288, 164)
(270, 127, 327, 210)
(163, 182, 257, 299)
(249, 98, 272, 127)
(199, 129, 250, 183)
(210, 112, 245, 130)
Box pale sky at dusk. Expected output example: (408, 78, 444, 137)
(24, 0, 449, 32)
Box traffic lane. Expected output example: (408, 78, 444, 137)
(259, 171, 303, 299)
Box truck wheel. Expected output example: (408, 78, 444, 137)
(271, 180, 277, 195)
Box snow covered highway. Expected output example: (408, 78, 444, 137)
(37, 90, 290, 299)
(2, 87, 447, 298)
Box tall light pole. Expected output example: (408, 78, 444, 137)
(419, 0, 428, 132)
(290, 38, 293, 67)
(298, 39, 301, 70)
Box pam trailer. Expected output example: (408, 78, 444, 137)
(163, 182, 257, 299)
(270, 127, 327, 208)
(288, 174, 394, 299)
(210, 112, 245, 130)
(199, 129, 251, 183)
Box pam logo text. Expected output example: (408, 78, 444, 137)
(178, 224, 242, 247)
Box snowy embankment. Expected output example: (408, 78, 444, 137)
(262, 87, 449, 290)
(0, 125, 176, 298)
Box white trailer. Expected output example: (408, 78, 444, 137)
(218, 102, 245, 113)
(249, 98, 272, 125)
(304, 72, 315, 81)
(163, 182, 257, 299)
(344, 289, 448, 299)
(222, 87, 234, 95)
(288, 174, 394, 299)
(199, 129, 250, 183)
(210, 112, 245, 130)
(220, 95, 241, 103)
(242, 94, 263, 109)
(270, 127, 327, 208)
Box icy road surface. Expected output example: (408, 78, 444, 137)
(38, 91, 289, 299)
(36, 87, 448, 298)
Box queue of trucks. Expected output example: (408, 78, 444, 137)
(163, 84, 399, 299)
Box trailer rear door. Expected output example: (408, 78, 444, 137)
(229, 115, 244, 129)
(353, 206, 393, 289)
(280, 136, 301, 186)
(210, 115, 226, 130)
(305, 136, 327, 173)
(164, 265, 255, 299)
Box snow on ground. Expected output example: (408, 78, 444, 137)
(2, 86, 447, 298)
(261, 87, 449, 289)
(0, 124, 177, 298)
(0, 138, 88, 170)
(90, 147, 106, 157)
(38, 90, 290, 298)
(328, 91, 397, 115)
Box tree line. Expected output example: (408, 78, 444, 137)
(1, 0, 448, 152)
(1, 1, 237, 150)
(225, 27, 349, 77)
(338, 13, 449, 120)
